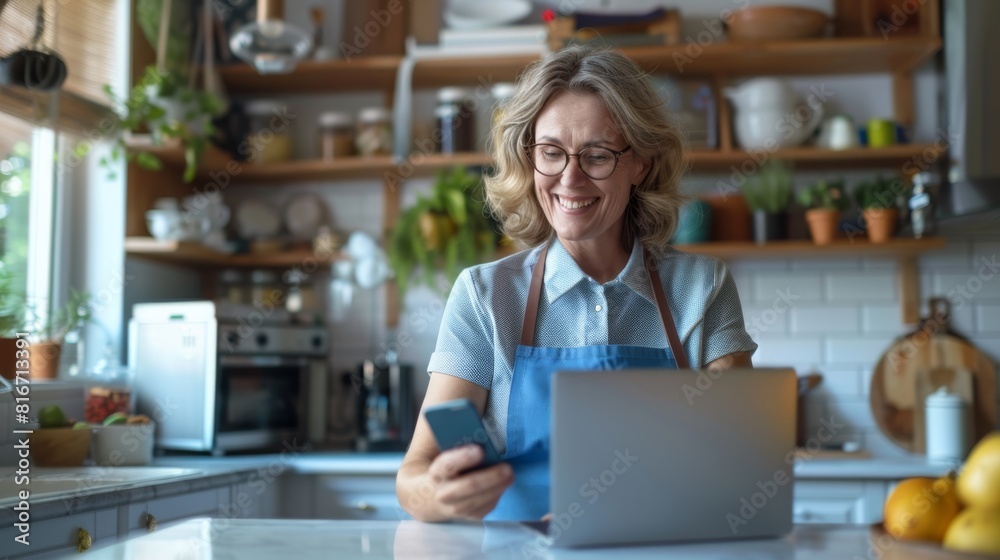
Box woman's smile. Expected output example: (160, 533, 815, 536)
(555, 195, 598, 211)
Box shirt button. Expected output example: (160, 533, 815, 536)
(595, 305, 602, 312)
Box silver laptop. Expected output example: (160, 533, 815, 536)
(549, 368, 796, 548)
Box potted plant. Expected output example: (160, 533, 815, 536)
(17, 290, 94, 380)
(388, 167, 498, 296)
(743, 160, 792, 244)
(798, 179, 850, 245)
(87, 0, 224, 183)
(854, 176, 903, 243)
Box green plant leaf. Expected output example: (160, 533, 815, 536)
(136, 152, 162, 170)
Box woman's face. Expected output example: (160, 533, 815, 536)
(531, 90, 647, 249)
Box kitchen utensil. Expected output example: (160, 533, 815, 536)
(235, 199, 282, 239)
(869, 298, 997, 452)
(725, 79, 824, 150)
(284, 193, 327, 240)
(725, 6, 829, 41)
(914, 366, 974, 456)
(816, 114, 858, 150)
(444, 0, 532, 30)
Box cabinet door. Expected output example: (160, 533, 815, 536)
(313, 475, 409, 521)
(123, 486, 231, 538)
(794, 481, 887, 525)
(230, 480, 280, 519)
(0, 507, 116, 559)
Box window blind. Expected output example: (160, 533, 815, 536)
(0, 0, 119, 131)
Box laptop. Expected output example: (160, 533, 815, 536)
(546, 368, 797, 548)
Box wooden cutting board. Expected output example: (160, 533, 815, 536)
(869, 298, 997, 453)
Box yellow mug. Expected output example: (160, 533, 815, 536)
(867, 119, 896, 148)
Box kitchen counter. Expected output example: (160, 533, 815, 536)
(81, 517, 886, 559)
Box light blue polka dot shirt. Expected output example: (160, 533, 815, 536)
(428, 237, 758, 454)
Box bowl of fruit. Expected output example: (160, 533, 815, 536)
(33, 405, 93, 467)
(91, 412, 155, 466)
(873, 431, 1000, 557)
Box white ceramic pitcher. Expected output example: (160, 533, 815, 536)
(724, 78, 824, 150)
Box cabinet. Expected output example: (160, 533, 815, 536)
(313, 475, 409, 521)
(0, 507, 117, 559)
(794, 480, 889, 525)
(123, 2, 944, 326)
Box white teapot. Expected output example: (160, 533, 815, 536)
(724, 78, 824, 150)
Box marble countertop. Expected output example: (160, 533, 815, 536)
(81, 518, 887, 559)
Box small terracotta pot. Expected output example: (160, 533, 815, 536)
(862, 208, 898, 244)
(805, 209, 841, 245)
(28, 341, 62, 380)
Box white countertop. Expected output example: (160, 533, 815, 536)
(82, 518, 878, 559)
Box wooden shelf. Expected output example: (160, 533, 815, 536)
(212, 38, 940, 95)
(673, 237, 945, 259)
(622, 36, 941, 77)
(216, 56, 402, 94)
(675, 237, 944, 324)
(159, 145, 942, 182)
(125, 237, 344, 268)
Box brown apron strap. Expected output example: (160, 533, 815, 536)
(519, 243, 689, 369)
(520, 243, 550, 346)
(645, 250, 690, 369)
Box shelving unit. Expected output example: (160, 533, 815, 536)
(124, 237, 344, 268)
(124, 2, 945, 328)
(154, 144, 943, 183)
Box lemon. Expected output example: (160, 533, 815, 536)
(943, 508, 1000, 554)
(883, 474, 962, 543)
(38, 405, 68, 429)
(957, 431, 1000, 509)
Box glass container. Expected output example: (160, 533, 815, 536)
(435, 87, 475, 153)
(355, 107, 393, 156)
(245, 100, 293, 163)
(317, 111, 354, 159)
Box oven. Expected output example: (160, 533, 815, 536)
(129, 301, 329, 455)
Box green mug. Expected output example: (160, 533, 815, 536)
(867, 119, 896, 148)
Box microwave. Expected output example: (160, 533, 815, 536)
(128, 301, 329, 454)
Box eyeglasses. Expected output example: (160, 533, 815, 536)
(527, 143, 632, 180)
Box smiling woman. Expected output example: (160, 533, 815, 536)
(397, 46, 757, 523)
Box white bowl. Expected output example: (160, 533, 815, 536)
(91, 423, 156, 466)
(444, 0, 532, 30)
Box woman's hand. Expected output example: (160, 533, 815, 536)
(422, 445, 514, 521)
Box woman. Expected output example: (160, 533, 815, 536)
(396, 46, 757, 522)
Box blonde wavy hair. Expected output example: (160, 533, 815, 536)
(484, 46, 687, 258)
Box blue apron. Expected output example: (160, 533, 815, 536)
(487, 242, 690, 520)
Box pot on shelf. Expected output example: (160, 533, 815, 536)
(862, 208, 898, 243)
(752, 210, 788, 245)
(805, 209, 840, 245)
(724, 78, 824, 150)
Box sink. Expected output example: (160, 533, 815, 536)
(0, 467, 203, 507)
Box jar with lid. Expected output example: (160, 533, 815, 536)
(491, 83, 517, 126)
(218, 269, 246, 305)
(355, 107, 393, 156)
(250, 269, 281, 308)
(318, 111, 354, 160)
(435, 87, 475, 153)
(245, 100, 294, 164)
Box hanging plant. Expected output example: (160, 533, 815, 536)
(388, 167, 498, 297)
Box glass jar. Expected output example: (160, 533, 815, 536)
(317, 111, 354, 159)
(435, 87, 475, 153)
(245, 100, 294, 164)
(491, 83, 517, 126)
(355, 107, 393, 156)
(250, 269, 281, 308)
(84, 348, 134, 424)
(218, 269, 246, 305)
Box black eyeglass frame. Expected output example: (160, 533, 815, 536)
(526, 143, 633, 180)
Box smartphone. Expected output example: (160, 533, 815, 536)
(423, 398, 502, 469)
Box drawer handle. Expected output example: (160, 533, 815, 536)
(77, 528, 92, 552)
(355, 501, 377, 512)
(146, 513, 158, 533)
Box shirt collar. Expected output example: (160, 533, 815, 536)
(542, 238, 656, 305)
